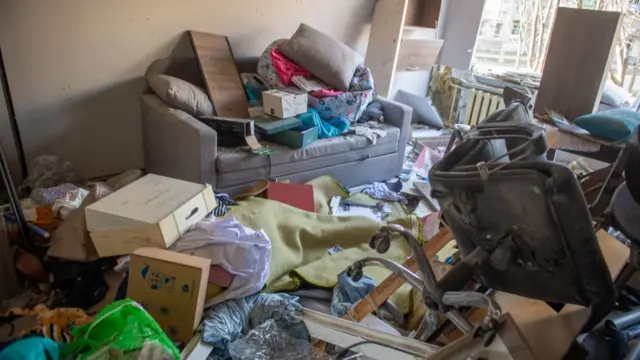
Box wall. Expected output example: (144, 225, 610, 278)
(0, 0, 374, 180)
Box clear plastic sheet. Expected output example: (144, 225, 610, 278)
(21, 155, 76, 190)
(228, 320, 328, 360)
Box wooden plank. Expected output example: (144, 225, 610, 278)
(533, 8, 622, 120)
(463, 89, 475, 125)
(396, 38, 444, 72)
(420, 0, 443, 29)
(470, 90, 482, 126)
(188, 31, 249, 118)
(479, 93, 492, 121)
(365, 0, 408, 97)
(345, 228, 454, 322)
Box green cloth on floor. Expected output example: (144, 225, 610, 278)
(229, 176, 419, 314)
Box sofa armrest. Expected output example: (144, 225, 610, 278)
(141, 94, 218, 186)
(377, 96, 413, 176)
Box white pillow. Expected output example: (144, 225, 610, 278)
(148, 74, 213, 117)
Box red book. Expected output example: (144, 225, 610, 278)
(265, 182, 315, 212)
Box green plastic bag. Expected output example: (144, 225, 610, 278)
(61, 299, 179, 359)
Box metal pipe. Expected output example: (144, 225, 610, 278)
(0, 47, 27, 179)
(442, 291, 502, 320)
(372, 224, 439, 297)
(349, 257, 425, 292)
(445, 310, 473, 334)
(606, 309, 640, 332)
(413, 310, 439, 341)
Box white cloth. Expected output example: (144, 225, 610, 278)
(170, 216, 271, 308)
(352, 126, 388, 145)
(52, 187, 89, 219)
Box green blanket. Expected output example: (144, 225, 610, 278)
(229, 176, 419, 313)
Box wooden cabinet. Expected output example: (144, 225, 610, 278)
(365, 0, 444, 98)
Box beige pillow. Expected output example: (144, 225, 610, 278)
(280, 23, 363, 91)
(148, 74, 213, 117)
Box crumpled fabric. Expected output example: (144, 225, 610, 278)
(307, 65, 374, 123)
(351, 126, 388, 145)
(203, 293, 308, 360)
(331, 271, 377, 317)
(169, 216, 271, 307)
(362, 183, 407, 204)
(212, 192, 237, 217)
(52, 187, 89, 219)
(0, 337, 59, 360)
(358, 101, 384, 123)
(310, 89, 344, 98)
(270, 48, 311, 87)
(297, 108, 349, 139)
(257, 39, 374, 124)
(30, 183, 78, 205)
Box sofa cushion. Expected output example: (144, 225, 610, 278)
(148, 74, 214, 117)
(217, 141, 398, 188)
(216, 125, 400, 174)
(279, 23, 363, 91)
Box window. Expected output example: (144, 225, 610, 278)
(511, 20, 521, 36)
(479, 19, 493, 37)
(494, 22, 504, 37)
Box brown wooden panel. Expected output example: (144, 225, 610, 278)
(420, 0, 442, 28)
(188, 31, 249, 118)
(533, 8, 622, 121)
(405, 0, 442, 28)
(396, 38, 444, 71)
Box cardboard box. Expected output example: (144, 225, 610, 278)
(268, 126, 318, 148)
(262, 89, 307, 118)
(127, 247, 210, 342)
(86, 174, 216, 257)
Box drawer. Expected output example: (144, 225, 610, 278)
(173, 192, 208, 234)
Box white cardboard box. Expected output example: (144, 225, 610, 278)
(262, 89, 308, 118)
(86, 174, 216, 257)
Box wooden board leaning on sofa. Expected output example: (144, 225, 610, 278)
(188, 31, 250, 119)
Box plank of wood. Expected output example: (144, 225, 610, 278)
(533, 8, 622, 120)
(396, 38, 444, 72)
(420, 0, 443, 29)
(365, 0, 408, 97)
(188, 31, 249, 118)
(345, 227, 454, 322)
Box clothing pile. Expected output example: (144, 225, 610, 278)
(255, 28, 376, 139)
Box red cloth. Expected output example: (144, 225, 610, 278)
(310, 89, 344, 98)
(271, 48, 312, 86)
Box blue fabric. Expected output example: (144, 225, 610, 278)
(202, 293, 308, 360)
(331, 272, 377, 317)
(573, 109, 640, 141)
(0, 337, 59, 360)
(296, 109, 348, 139)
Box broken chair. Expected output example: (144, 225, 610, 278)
(344, 103, 617, 349)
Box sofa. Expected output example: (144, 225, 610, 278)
(141, 61, 412, 195)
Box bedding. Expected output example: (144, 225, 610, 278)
(258, 40, 374, 127)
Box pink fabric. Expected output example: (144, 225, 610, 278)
(310, 89, 344, 98)
(270, 48, 311, 86)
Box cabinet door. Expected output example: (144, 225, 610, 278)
(365, 0, 408, 98)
